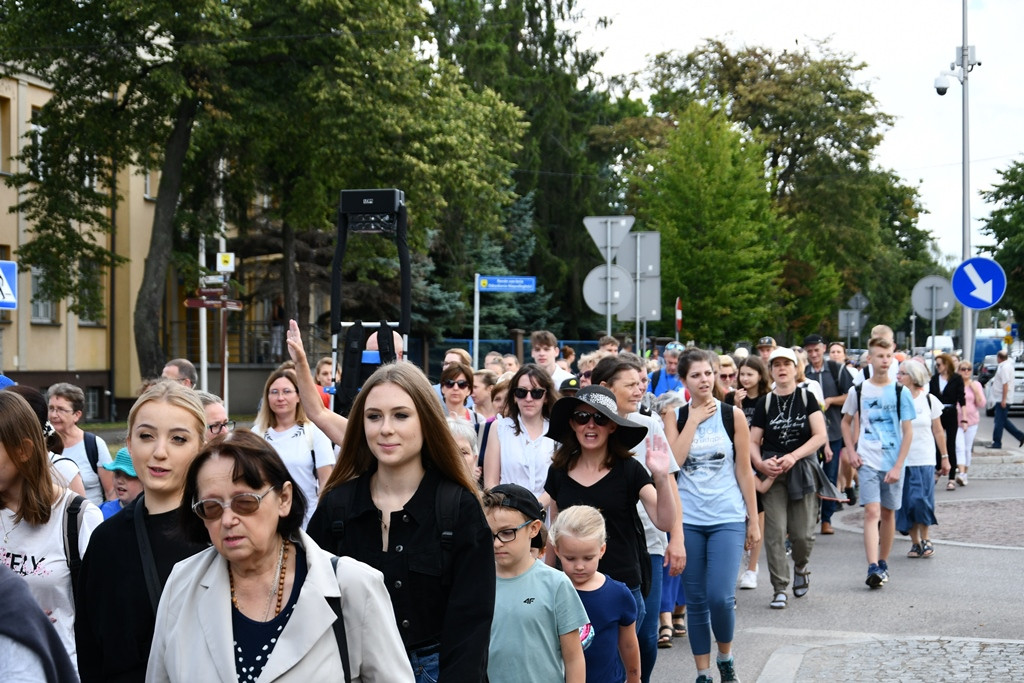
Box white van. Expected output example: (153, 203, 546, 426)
(924, 335, 955, 354)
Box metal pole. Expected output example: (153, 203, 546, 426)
(634, 233, 641, 352)
(472, 273, 480, 369)
(960, 0, 973, 367)
(198, 235, 208, 391)
(930, 286, 938, 358)
(605, 219, 612, 335)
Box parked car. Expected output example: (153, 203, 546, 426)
(985, 361, 1024, 416)
(976, 354, 999, 386)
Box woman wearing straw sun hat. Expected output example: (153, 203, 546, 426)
(544, 385, 676, 636)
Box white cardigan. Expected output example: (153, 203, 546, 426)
(147, 529, 413, 683)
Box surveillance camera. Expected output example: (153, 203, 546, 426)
(934, 75, 950, 96)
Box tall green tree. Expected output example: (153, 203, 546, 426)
(1, 0, 523, 377)
(628, 102, 785, 346)
(429, 0, 630, 338)
(980, 159, 1024, 321)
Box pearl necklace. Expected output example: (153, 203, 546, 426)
(229, 539, 288, 620)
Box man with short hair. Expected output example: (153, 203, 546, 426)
(755, 336, 776, 362)
(598, 335, 620, 354)
(648, 346, 683, 397)
(803, 334, 854, 535)
(986, 350, 1024, 449)
(530, 330, 574, 385)
(365, 329, 404, 360)
(162, 358, 198, 389)
(196, 390, 234, 437)
(484, 351, 505, 375)
(502, 353, 520, 374)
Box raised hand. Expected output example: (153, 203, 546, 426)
(645, 434, 671, 478)
(285, 319, 307, 366)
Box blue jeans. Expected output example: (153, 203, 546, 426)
(409, 646, 439, 683)
(992, 403, 1024, 447)
(629, 585, 647, 638)
(639, 554, 663, 683)
(820, 437, 843, 523)
(681, 522, 746, 656)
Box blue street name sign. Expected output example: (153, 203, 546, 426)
(0, 261, 17, 310)
(478, 275, 536, 293)
(951, 257, 1006, 310)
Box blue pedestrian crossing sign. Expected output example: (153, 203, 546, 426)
(951, 257, 1006, 310)
(0, 261, 16, 310)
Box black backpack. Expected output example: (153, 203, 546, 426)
(675, 402, 735, 443)
(854, 382, 904, 420)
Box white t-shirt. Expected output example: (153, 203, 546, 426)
(49, 453, 81, 490)
(62, 434, 112, 505)
(906, 391, 943, 467)
(628, 412, 679, 555)
(262, 422, 336, 529)
(0, 489, 104, 673)
(989, 358, 1016, 404)
(549, 366, 575, 387)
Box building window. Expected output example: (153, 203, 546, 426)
(0, 95, 10, 174)
(30, 267, 57, 323)
(85, 387, 101, 420)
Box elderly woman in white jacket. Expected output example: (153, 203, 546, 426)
(147, 430, 411, 683)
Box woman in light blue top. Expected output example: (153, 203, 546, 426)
(661, 349, 758, 683)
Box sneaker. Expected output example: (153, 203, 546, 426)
(739, 570, 758, 589)
(878, 559, 889, 583)
(737, 550, 751, 581)
(956, 471, 968, 486)
(696, 676, 714, 683)
(717, 656, 740, 682)
(866, 563, 885, 588)
(984, 441, 1002, 449)
(844, 486, 858, 506)
(770, 592, 787, 609)
(907, 543, 923, 558)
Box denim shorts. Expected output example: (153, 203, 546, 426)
(858, 464, 903, 510)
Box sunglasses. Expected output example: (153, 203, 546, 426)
(571, 409, 612, 426)
(581, 371, 593, 379)
(514, 387, 546, 400)
(664, 342, 685, 351)
(442, 379, 470, 390)
(192, 486, 277, 521)
(720, 372, 736, 379)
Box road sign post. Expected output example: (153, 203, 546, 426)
(912, 275, 955, 356)
(583, 216, 634, 335)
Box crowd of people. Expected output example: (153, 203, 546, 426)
(0, 322, 1004, 683)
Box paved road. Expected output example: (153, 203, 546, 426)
(650, 413, 1024, 683)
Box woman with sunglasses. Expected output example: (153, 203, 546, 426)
(928, 353, 965, 491)
(75, 382, 209, 682)
(482, 364, 559, 503)
(148, 430, 411, 682)
(544, 387, 675, 640)
(954, 361, 986, 486)
(717, 355, 738, 394)
(254, 363, 336, 529)
(440, 362, 480, 426)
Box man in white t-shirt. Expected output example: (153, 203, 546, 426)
(530, 330, 574, 386)
(986, 350, 1024, 449)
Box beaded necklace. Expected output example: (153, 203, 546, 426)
(229, 539, 288, 621)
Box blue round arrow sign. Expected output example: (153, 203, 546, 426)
(951, 257, 1006, 310)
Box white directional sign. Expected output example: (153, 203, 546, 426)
(0, 261, 17, 310)
(951, 257, 1006, 310)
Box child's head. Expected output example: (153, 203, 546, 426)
(483, 484, 544, 573)
(549, 505, 607, 587)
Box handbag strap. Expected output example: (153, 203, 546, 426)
(133, 495, 163, 613)
(327, 556, 351, 681)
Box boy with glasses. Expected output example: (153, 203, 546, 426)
(485, 484, 587, 683)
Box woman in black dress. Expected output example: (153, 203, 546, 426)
(928, 353, 966, 491)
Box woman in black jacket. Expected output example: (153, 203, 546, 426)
(929, 353, 966, 491)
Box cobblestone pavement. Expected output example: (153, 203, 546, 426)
(785, 636, 1024, 682)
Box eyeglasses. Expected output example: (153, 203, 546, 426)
(492, 520, 532, 543)
(720, 372, 737, 379)
(207, 420, 236, 435)
(443, 379, 470, 390)
(513, 387, 546, 400)
(192, 486, 277, 520)
(571, 409, 612, 426)
(48, 406, 75, 415)
(269, 388, 295, 397)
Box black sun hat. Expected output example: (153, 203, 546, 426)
(545, 385, 648, 450)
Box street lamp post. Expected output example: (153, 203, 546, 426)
(935, 0, 980, 364)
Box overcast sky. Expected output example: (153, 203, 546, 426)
(573, 0, 1024, 263)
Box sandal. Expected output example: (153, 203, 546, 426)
(672, 613, 687, 637)
(770, 592, 787, 609)
(946, 480, 956, 491)
(921, 539, 935, 557)
(907, 543, 923, 558)
(793, 565, 810, 598)
(657, 625, 674, 648)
